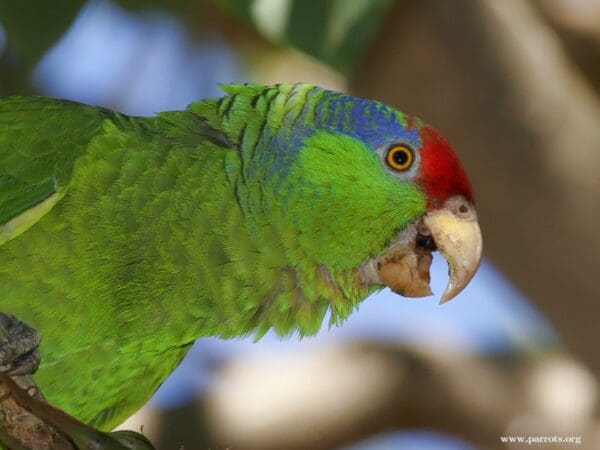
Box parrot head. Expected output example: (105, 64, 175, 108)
(358, 124, 482, 303)
(244, 85, 482, 304)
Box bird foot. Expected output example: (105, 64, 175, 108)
(0, 371, 155, 449)
(0, 313, 155, 450)
(0, 313, 41, 376)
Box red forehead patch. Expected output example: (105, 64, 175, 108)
(417, 126, 473, 208)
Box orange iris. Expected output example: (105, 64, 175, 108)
(386, 145, 414, 171)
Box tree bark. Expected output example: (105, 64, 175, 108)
(0, 324, 74, 450)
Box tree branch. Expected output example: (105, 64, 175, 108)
(0, 319, 154, 450)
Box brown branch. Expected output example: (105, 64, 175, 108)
(0, 320, 155, 450)
(0, 324, 74, 450)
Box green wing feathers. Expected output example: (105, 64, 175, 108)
(0, 97, 112, 243)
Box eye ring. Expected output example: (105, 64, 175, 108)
(386, 144, 414, 171)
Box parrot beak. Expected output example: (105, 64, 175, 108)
(422, 196, 482, 303)
(360, 195, 482, 303)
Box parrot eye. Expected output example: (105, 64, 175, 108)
(385, 145, 414, 171)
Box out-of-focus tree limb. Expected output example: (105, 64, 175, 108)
(535, 0, 600, 95)
(196, 342, 599, 450)
(351, 0, 600, 378)
(536, 0, 600, 42)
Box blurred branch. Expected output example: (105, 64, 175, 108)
(535, 0, 600, 95)
(201, 342, 599, 450)
(536, 0, 600, 42)
(351, 0, 600, 379)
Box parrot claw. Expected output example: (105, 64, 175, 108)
(0, 313, 155, 450)
(0, 313, 41, 376)
(0, 370, 155, 450)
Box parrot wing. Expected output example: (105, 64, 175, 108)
(0, 97, 113, 245)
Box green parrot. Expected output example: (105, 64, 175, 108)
(0, 83, 482, 431)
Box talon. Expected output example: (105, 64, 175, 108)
(1, 373, 155, 449)
(0, 313, 41, 376)
(6, 349, 41, 376)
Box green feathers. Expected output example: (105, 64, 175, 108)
(0, 84, 427, 429)
(0, 97, 113, 240)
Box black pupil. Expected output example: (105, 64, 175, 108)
(393, 149, 409, 166)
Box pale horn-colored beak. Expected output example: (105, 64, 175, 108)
(422, 195, 482, 303)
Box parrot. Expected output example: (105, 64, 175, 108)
(0, 83, 482, 433)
